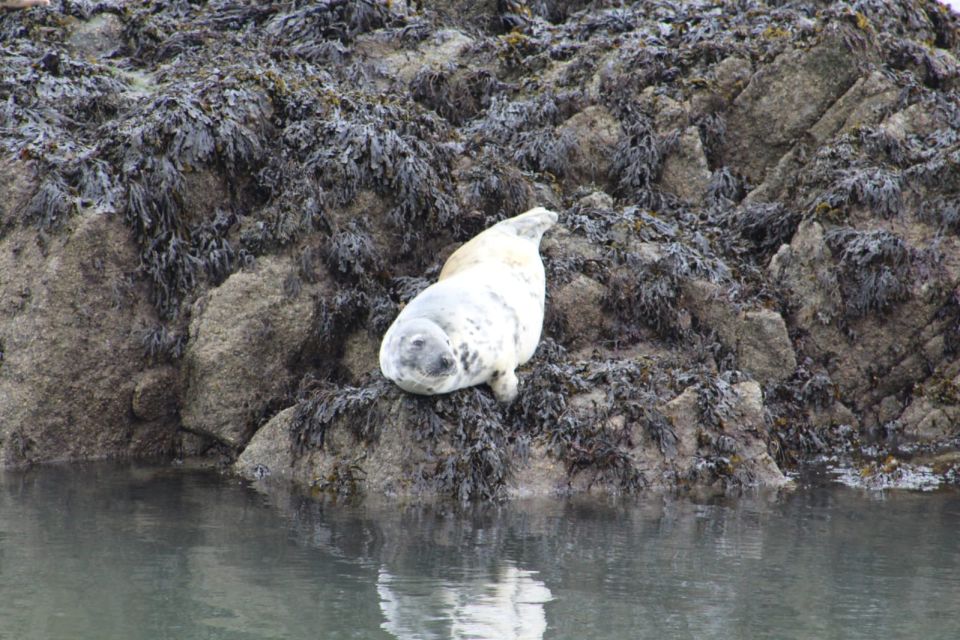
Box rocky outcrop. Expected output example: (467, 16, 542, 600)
(2, 1, 960, 498)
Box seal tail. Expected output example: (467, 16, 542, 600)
(504, 206, 559, 243)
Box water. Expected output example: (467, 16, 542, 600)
(2, 463, 960, 640)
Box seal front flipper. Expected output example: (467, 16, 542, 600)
(488, 367, 519, 403)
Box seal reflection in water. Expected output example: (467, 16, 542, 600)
(379, 207, 558, 402)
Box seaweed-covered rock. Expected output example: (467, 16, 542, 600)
(3, 0, 960, 498)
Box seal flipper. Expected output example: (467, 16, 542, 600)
(488, 367, 519, 403)
(502, 207, 559, 244)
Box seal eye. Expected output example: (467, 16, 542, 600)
(411, 338, 425, 349)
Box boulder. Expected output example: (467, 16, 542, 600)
(683, 280, 796, 385)
(180, 257, 318, 448)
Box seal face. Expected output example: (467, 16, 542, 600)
(379, 206, 558, 402)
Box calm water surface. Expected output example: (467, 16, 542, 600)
(2, 463, 959, 639)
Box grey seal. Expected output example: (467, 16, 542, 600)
(379, 206, 558, 402)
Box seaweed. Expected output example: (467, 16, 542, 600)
(262, 0, 396, 48)
(609, 116, 663, 198)
(324, 218, 380, 282)
(140, 324, 187, 363)
(430, 389, 513, 501)
(815, 167, 904, 219)
(825, 227, 912, 317)
(706, 167, 745, 207)
(732, 202, 801, 256)
(410, 66, 508, 126)
(290, 379, 392, 453)
(606, 258, 685, 341)
(301, 101, 458, 248)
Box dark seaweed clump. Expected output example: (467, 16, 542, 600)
(825, 227, 912, 317)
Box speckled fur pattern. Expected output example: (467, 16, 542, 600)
(379, 207, 558, 402)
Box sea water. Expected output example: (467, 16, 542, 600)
(1, 463, 959, 639)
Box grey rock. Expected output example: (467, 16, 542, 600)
(724, 24, 875, 183)
(659, 127, 711, 205)
(180, 257, 317, 448)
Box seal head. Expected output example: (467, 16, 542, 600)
(379, 318, 461, 395)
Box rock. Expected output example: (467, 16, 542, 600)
(738, 310, 797, 385)
(236, 394, 447, 497)
(723, 24, 875, 183)
(659, 127, 711, 204)
(809, 400, 859, 431)
(658, 381, 789, 488)
(180, 257, 318, 448)
(551, 274, 611, 349)
(711, 55, 753, 99)
(132, 366, 179, 421)
(342, 330, 380, 383)
(683, 280, 796, 385)
(235, 407, 301, 482)
(359, 28, 477, 87)
(556, 106, 623, 188)
(6, 0, 960, 499)
(66, 13, 124, 60)
(0, 211, 176, 465)
(768, 219, 837, 329)
(747, 71, 900, 204)
(900, 401, 959, 441)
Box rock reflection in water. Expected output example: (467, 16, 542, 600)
(378, 563, 551, 640)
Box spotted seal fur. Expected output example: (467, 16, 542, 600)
(379, 206, 558, 402)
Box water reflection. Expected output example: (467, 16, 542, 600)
(1, 463, 960, 640)
(378, 563, 551, 640)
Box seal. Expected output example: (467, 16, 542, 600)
(379, 206, 558, 402)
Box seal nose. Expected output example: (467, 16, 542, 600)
(430, 355, 454, 375)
